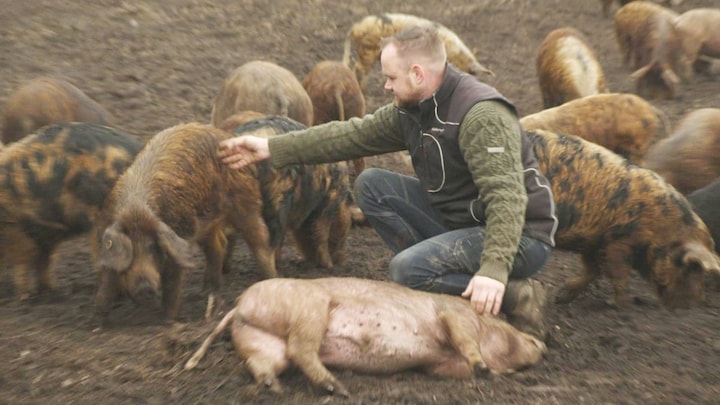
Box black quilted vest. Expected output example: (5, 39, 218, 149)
(397, 64, 556, 246)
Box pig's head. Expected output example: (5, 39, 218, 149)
(651, 238, 720, 309)
(97, 215, 195, 308)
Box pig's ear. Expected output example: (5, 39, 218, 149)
(100, 223, 133, 272)
(156, 221, 195, 269)
(682, 242, 720, 275)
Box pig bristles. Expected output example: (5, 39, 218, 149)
(185, 308, 236, 370)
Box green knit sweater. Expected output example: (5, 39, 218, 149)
(268, 100, 526, 285)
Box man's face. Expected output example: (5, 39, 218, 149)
(381, 44, 423, 108)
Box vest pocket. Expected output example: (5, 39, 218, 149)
(416, 133, 445, 192)
(469, 198, 485, 223)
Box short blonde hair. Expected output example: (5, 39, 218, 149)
(380, 25, 447, 68)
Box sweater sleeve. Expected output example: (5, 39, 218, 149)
(458, 100, 528, 285)
(268, 103, 406, 167)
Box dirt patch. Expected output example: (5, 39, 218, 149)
(1, 0, 720, 403)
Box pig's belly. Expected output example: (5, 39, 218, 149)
(317, 301, 454, 373)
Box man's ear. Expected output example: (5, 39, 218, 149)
(410, 64, 424, 84)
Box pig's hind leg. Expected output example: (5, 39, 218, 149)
(233, 321, 290, 394)
(198, 228, 228, 318)
(234, 293, 348, 396)
(237, 216, 278, 278)
(283, 301, 350, 397)
(11, 234, 55, 300)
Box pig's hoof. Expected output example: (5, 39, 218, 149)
(473, 363, 491, 378)
(16, 292, 32, 302)
(259, 376, 283, 394)
(322, 381, 350, 398)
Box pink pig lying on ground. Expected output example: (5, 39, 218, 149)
(185, 277, 547, 397)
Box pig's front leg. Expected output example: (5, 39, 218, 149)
(434, 310, 484, 376)
(555, 253, 601, 304)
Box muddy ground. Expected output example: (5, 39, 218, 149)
(1, 0, 720, 404)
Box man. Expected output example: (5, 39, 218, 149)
(218, 25, 557, 339)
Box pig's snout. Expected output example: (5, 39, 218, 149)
(129, 277, 160, 303)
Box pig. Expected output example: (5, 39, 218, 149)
(614, 1, 673, 68)
(93, 123, 282, 322)
(687, 179, 720, 256)
(519, 93, 667, 163)
(642, 108, 720, 195)
(302, 60, 367, 177)
(2, 77, 115, 145)
(302, 60, 368, 226)
(674, 8, 720, 74)
(600, 0, 685, 18)
(210, 61, 313, 128)
(341, 13, 494, 89)
(535, 27, 607, 108)
(221, 115, 353, 268)
(614, 1, 690, 99)
(184, 277, 547, 397)
(527, 128, 720, 308)
(0, 123, 141, 300)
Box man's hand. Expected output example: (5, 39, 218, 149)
(461, 275, 506, 316)
(217, 135, 270, 169)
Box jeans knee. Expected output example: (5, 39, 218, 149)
(353, 167, 381, 198)
(388, 252, 412, 286)
(512, 239, 552, 279)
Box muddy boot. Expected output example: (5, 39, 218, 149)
(501, 278, 548, 340)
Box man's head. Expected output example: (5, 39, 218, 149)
(380, 25, 447, 108)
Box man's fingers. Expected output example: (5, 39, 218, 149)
(482, 295, 495, 316)
(492, 295, 502, 316)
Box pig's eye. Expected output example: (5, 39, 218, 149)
(149, 241, 163, 256)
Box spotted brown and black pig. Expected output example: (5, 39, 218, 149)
(0, 123, 141, 300)
(642, 108, 720, 195)
(1, 77, 114, 145)
(184, 277, 546, 397)
(535, 27, 607, 108)
(222, 115, 352, 269)
(520, 93, 666, 163)
(527, 128, 720, 308)
(92, 123, 282, 322)
(210, 61, 313, 128)
(341, 13, 493, 89)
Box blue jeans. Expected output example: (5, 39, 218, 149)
(354, 168, 551, 296)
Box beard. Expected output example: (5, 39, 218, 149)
(393, 87, 425, 108)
